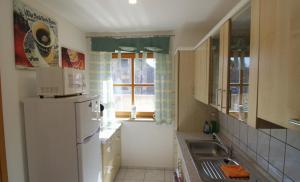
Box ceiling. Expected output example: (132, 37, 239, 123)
(37, 0, 240, 33)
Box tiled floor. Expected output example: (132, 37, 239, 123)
(114, 168, 174, 182)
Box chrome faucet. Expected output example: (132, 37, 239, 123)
(212, 133, 233, 157)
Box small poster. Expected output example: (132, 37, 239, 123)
(61, 47, 85, 70)
(13, 0, 59, 69)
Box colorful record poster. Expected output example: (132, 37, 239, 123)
(61, 47, 85, 70)
(13, 0, 59, 69)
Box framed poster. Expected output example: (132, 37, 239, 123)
(13, 0, 59, 69)
(61, 47, 85, 70)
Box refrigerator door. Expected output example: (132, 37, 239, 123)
(76, 98, 100, 142)
(77, 131, 102, 182)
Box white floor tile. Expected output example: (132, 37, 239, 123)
(124, 169, 146, 180)
(116, 168, 127, 180)
(164, 170, 174, 182)
(144, 169, 165, 181)
(122, 180, 143, 182)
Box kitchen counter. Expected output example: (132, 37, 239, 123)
(176, 132, 277, 182)
(99, 122, 122, 143)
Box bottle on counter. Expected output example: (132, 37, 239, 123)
(131, 105, 136, 119)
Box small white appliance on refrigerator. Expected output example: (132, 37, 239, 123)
(24, 95, 102, 182)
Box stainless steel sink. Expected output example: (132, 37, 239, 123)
(187, 140, 228, 158)
(186, 137, 249, 181)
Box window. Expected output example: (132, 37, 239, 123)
(112, 53, 155, 118)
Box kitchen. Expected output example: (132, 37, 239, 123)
(0, 0, 299, 182)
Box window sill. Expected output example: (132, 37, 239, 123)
(116, 118, 155, 122)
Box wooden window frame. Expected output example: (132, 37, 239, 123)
(112, 52, 155, 118)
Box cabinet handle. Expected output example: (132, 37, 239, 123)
(288, 119, 300, 126)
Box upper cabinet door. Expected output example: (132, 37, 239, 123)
(228, 6, 251, 121)
(194, 38, 211, 104)
(209, 33, 221, 109)
(257, 0, 300, 130)
(219, 21, 230, 114)
(248, 0, 260, 128)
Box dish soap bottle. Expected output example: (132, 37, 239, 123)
(203, 121, 211, 134)
(131, 105, 136, 119)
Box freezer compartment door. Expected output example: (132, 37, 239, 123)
(77, 133, 102, 182)
(76, 98, 100, 141)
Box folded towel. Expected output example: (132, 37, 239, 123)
(220, 164, 250, 179)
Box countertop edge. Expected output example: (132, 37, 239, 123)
(99, 123, 122, 144)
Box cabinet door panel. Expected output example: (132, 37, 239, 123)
(194, 39, 210, 104)
(248, 0, 260, 128)
(258, 0, 300, 130)
(219, 21, 230, 113)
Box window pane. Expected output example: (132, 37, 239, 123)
(134, 86, 155, 112)
(134, 58, 155, 84)
(112, 58, 131, 84)
(113, 86, 131, 111)
(229, 86, 240, 112)
(242, 57, 250, 84)
(230, 56, 240, 84)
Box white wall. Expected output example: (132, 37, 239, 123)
(121, 121, 174, 169)
(0, 0, 87, 181)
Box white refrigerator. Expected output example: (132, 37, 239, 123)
(24, 95, 102, 182)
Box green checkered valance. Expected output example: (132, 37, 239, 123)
(91, 37, 170, 54)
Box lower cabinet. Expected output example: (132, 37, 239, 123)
(102, 129, 121, 182)
(175, 141, 188, 182)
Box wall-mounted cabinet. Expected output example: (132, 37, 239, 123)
(206, 6, 252, 122)
(191, 0, 300, 132)
(219, 21, 230, 114)
(194, 38, 211, 104)
(209, 33, 221, 109)
(253, 0, 300, 131)
(228, 6, 251, 121)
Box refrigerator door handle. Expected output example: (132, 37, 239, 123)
(82, 127, 100, 144)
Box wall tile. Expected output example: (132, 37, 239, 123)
(284, 175, 295, 182)
(224, 115, 229, 131)
(257, 155, 268, 171)
(233, 136, 239, 147)
(239, 142, 247, 153)
(260, 129, 271, 135)
(269, 138, 285, 171)
(285, 145, 300, 182)
(227, 116, 235, 135)
(218, 112, 226, 129)
(234, 118, 240, 138)
(268, 164, 283, 182)
(271, 129, 287, 142)
(257, 130, 270, 160)
(287, 129, 300, 150)
(248, 126, 258, 152)
(239, 122, 248, 145)
(247, 148, 256, 161)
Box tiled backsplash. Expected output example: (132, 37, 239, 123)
(218, 112, 300, 182)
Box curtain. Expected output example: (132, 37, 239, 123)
(89, 52, 115, 121)
(91, 37, 170, 54)
(154, 53, 174, 124)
